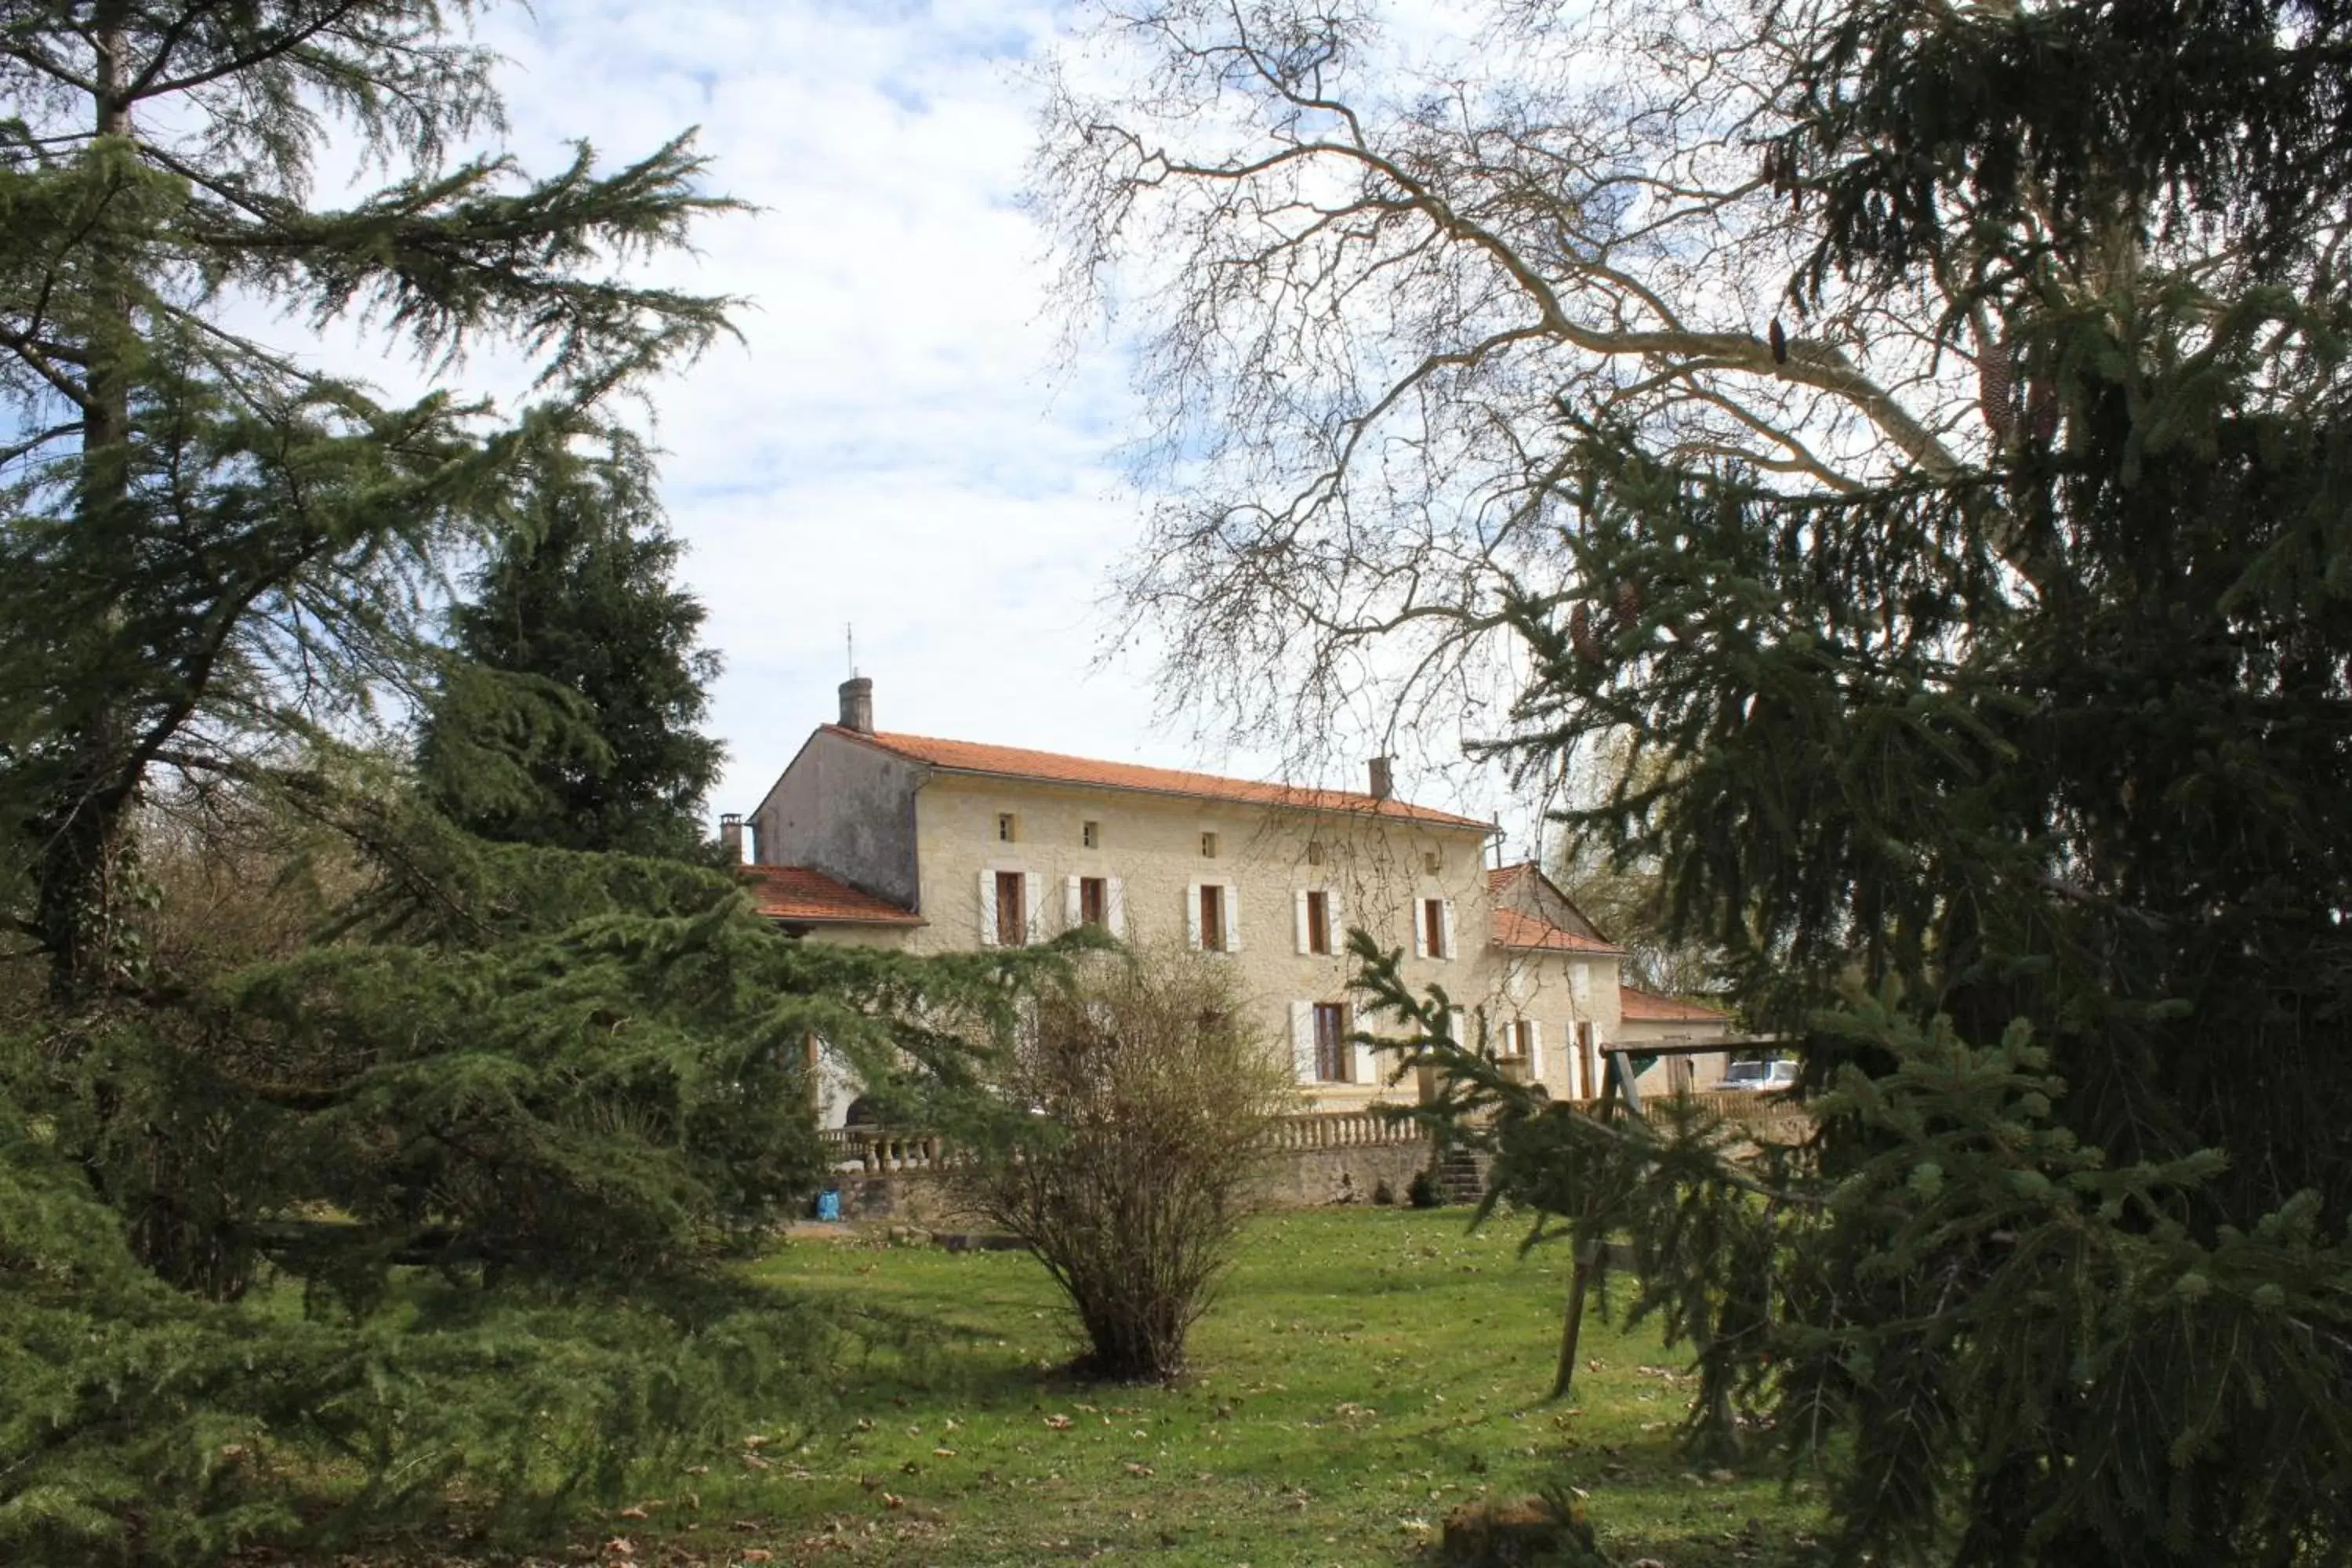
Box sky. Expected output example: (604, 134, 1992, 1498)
(437, 0, 1528, 853)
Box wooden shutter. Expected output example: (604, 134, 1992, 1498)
(1526, 1019, 1544, 1081)
(1328, 890, 1346, 955)
(1221, 882, 1241, 952)
(1412, 899, 1428, 958)
(1439, 900, 1457, 960)
(1290, 1001, 1316, 1083)
(1294, 890, 1311, 955)
(1449, 1006, 1470, 1050)
(1064, 875, 1083, 930)
(1186, 880, 1203, 949)
(977, 869, 998, 946)
(1351, 1006, 1377, 1088)
(1107, 877, 1127, 938)
(1022, 873, 1041, 945)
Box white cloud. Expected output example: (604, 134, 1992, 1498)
(306, 0, 1527, 848)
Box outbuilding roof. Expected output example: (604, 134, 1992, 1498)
(739, 865, 924, 927)
(1490, 906, 1625, 956)
(1618, 987, 1730, 1024)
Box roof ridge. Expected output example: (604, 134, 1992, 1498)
(826, 724, 1494, 830)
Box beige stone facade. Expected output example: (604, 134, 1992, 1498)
(743, 683, 1721, 1123)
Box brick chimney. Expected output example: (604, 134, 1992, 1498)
(718, 812, 744, 863)
(1367, 757, 1393, 800)
(838, 676, 874, 734)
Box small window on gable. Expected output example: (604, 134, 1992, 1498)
(1422, 848, 1442, 875)
(997, 813, 1018, 844)
(1082, 819, 1100, 849)
(1305, 839, 1326, 866)
(1200, 830, 1219, 858)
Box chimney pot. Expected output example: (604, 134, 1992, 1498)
(1368, 757, 1394, 800)
(718, 812, 744, 863)
(839, 676, 874, 734)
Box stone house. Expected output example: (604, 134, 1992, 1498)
(736, 679, 1725, 1123)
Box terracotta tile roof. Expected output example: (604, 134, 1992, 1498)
(827, 726, 1495, 830)
(1619, 987, 1730, 1024)
(1489, 863, 1528, 891)
(739, 865, 924, 927)
(1490, 906, 1624, 956)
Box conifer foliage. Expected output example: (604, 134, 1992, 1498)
(1437, 0, 2352, 1561)
(418, 434, 726, 861)
(0, 5, 1046, 1560)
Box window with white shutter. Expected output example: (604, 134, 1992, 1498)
(977, 869, 999, 946)
(1290, 1001, 1316, 1083)
(1186, 881, 1205, 949)
(1021, 872, 1040, 946)
(1106, 877, 1127, 938)
(1064, 875, 1083, 931)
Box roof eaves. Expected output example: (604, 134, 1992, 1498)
(829, 725, 1495, 832)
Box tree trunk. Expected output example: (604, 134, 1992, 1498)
(42, 2, 140, 1004)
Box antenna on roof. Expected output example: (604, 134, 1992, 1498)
(846, 622, 856, 679)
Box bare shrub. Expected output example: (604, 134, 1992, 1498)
(946, 946, 1294, 1381)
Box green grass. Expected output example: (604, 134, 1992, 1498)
(612, 1209, 1824, 1566)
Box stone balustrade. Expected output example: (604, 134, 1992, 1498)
(1267, 1108, 1428, 1152)
(817, 1089, 1800, 1177)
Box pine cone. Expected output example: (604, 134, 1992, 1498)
(1979, 344, 2016, 445)
(1613, 578, 1643, 630)
(2027, 376, 2059, 443)
(1570, 601, 1602, 664)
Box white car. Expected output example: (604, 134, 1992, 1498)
(1720, 1058, 1798, 1091)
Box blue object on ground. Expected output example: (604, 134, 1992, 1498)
(815, 1189, 842, 1222)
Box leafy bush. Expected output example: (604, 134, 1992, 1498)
(942, 946, 1294, 1380)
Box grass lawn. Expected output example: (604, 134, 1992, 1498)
(612, 1207, 1824, 1566)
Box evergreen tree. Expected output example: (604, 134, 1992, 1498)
(1432, 0, 2352, 1559)
(418, 434, 726, 860)
(0, 8, 1069, 1559)
(0, 0, 736, 1004)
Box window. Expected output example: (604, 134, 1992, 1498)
(1421, 898, 1450, 959)
(1576, 1021, 1598, 1099)
(1305, 839, 1326, 866)
(1422, 848, 1442, 875)
(1305, 889, 1333, 955)
(996, 812, 1018, 844)
(1200, 830, 1220, 858)
(1080, 875, 1108, 928)
(994, 869, 1026, 946)
(1506, 1019, 1534, 1058)
(1199, 883, 1225, 952)
(1314, 1002, 1351, 1083)
(1082, 819, 1100, 848)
